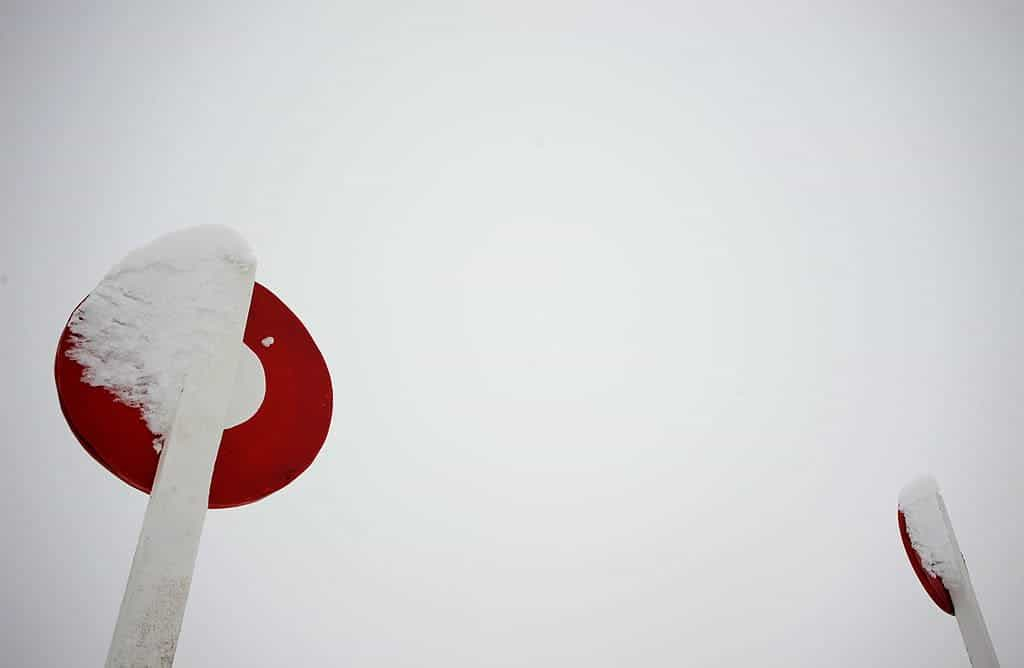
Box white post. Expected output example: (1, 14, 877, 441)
(105, 266, 255, 668)
(938, 494, 1000, 668)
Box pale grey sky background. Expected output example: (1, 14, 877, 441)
(3, 3, 1023, 666)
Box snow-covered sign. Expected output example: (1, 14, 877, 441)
(898, 477, 999, 668)
(54, 227, 332, 666)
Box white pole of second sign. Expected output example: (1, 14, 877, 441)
(937, 494, 1000, 668)
(105, 265, 256, 668)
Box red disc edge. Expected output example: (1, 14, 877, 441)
(55, 282, 333, 509)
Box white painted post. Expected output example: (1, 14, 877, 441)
(105, 264, 255, 668)
(938, 494, 1000, 668)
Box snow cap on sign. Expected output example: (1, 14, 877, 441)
(898, 476, 963, 587)
(65, 225, 256, 451)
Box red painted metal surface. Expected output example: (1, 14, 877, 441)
(899, 510, 955, 615)
(55, 282, 332, 508)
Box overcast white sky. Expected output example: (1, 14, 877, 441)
(3, 3, 1023, 666)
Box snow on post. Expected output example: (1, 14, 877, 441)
(898, 477, 963, 588)
(66, 226, 257, 453)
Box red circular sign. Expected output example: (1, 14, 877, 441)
(898, 510, 955, 615)
(55, 282, 332, 508)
